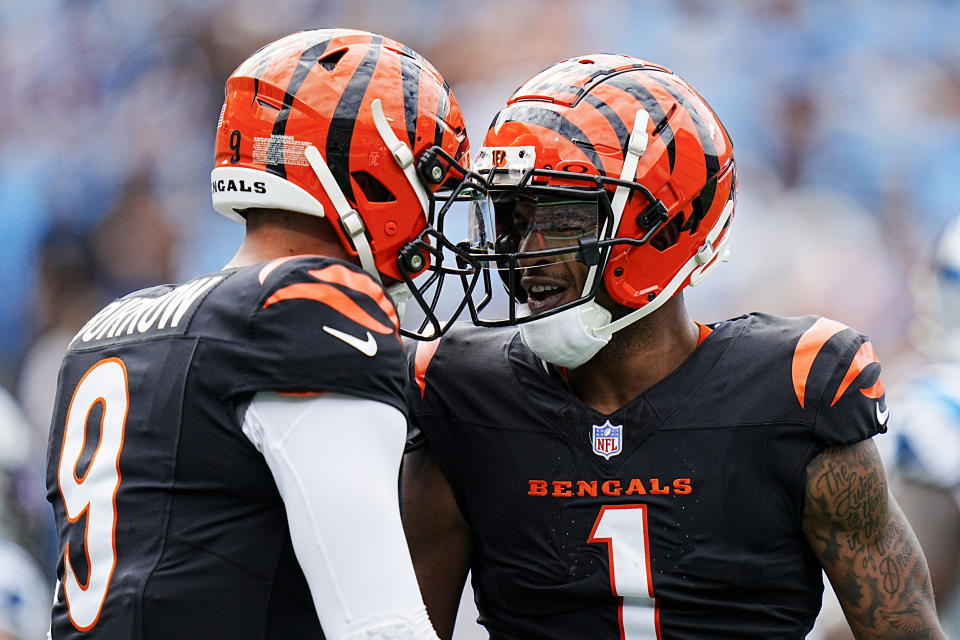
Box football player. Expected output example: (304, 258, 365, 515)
(45, 29, 481, 640)
(401, 54, 944, 638)
(884, 213, 960, 637)
(818, 213, 960, 639)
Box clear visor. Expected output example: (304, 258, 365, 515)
(468, 194, 600, 270)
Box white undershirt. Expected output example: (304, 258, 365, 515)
(241, 391, 439, 640)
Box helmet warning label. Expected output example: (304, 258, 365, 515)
(253, 135, 311, 167)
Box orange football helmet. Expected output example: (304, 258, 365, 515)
(468, 53, 736, 336)
(211, 29, 485, 338)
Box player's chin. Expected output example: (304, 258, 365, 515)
(526, 288, 573, 315)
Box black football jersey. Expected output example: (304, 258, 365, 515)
(46, 256, 406, 640)
(406, 313, 888, 640)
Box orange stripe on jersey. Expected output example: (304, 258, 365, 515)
(307, 265, 399, 328)
(792, 318, 849, 409)
(830, 341, 884, 406)
(264, 282, 394, 334)
(413, 338, 441, 398)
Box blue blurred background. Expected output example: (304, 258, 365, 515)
(1, 1, 958, 638)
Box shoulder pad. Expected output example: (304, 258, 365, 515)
(791, 316, 887, 445)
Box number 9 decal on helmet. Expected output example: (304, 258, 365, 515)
(466, 54, 736, 365)
(211, 29, 489, 339)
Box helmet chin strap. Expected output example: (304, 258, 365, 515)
(303, 98, 430, 312)
(304, 144, 381, 284)
(385, 282, 413, 322)
(519, 301, 612, 369)
(581, 109, 649, 296)
(370, 99, 431, 216)
(597, 198, 734, 338)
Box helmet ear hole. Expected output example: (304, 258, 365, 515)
(650, 212, 684, 251)
(352, 171, 396, 203)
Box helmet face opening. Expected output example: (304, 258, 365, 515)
(463, 53, 736, 330)
(465, 160, 674, 326)
(481, 191, 605, 304)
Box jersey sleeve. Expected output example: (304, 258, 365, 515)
(228, 256, 407, 414)
(796, 317, 888, 447)
(241, 392, 437, 639)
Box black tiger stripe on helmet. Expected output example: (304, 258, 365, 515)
(645, 73, 731, 233)
(325, 33, 384, 203)
(399, 54, 422, 151)
(393, 42, 455, 159)
(647, 73, 720, 177)
(249, 33, 304, 106)
(581, 93, 631, 158)
(265, 33, 336, 179)
(432, 87, 452, 151)
(491, 104, 608, 177)
(602, 73, 678, 173)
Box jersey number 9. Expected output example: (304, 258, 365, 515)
(56, 358, 129, 631)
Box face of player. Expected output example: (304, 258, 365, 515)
(493, 195, 598, 315)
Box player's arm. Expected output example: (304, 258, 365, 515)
(242, 391, 440, 640)
(401, 445, 473, 640)
(801, 438, 945, 639)
(892, 475, 960, 607)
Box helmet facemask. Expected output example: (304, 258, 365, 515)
(466, 144, 671, 327)
(392, 145, 492, 338)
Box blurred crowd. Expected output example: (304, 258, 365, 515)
(1, 0, 958, 638)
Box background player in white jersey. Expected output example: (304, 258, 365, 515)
(886, 212, 960, 636)
(45, 29, 482, 640)
(818, 213, 960, 639)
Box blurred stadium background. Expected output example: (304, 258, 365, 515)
(1, 1, 958, 638)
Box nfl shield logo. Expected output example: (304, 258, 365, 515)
(592, 420, 623, 460)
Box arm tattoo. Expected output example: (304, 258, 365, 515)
(803, 439, 943, 639)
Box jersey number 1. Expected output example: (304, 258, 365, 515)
(56, 357, 129, 631)
(588, 504, 661, 640)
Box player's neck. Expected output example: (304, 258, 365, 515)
(565, 296, 701, 415)
(225, 212, 351, 268)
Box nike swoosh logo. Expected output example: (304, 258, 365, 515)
(876, 403, 889, 426)
(323, 326, 378, 357)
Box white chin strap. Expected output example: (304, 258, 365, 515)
(305, 144, 381, 282)
(370, 98, 431, 215)
(385, 282, 413, 322)
(581, 109, 649, 296)
(519, 301, 612, 368)
(302, 98, 429, 312)
(599, 198, 734, 336)
(520, 199, 734, 368)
